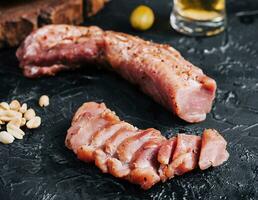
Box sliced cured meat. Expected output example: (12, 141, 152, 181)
(104, 126, 137, 155)
(157, 137, 177, 181)
(77, 122, 127, 162)
(164, 134, 201, 178)
(66, 102, 106, 146)
(158, 137, 177, 165)
(107, 129, 163, 178)
(95, 125, 138, 173)
(65, 102, 229, 190)
(17, 25, 217, 123)
(66, 106, 119, 153)
(199, 129, 229, 170)
(129, 138, 164, 189)
(116, 129, 163, 163)
(73, 102, 107, 124)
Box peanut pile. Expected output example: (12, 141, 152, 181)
(0, 95, 49, 144)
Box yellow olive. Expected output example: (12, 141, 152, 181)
(130, 5, 155, 31)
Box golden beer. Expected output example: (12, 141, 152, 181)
(171, 0, 226, 36)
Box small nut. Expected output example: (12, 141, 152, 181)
(7, 123, 25, 139)
(21, 118, 26, 127)
(0, 119, 4, 125)
(0, 131, 15, 144)
(10, 100, 21, 111)
(26, 116, 41, 129)
(39, 95, 49, 107)
(9, 118, 22, 127)
(19, 103, 27, 113)
(0, 110, 22, 122)
(0, 102, 10, 110)
(24, 108, 36, 121)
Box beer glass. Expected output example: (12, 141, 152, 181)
(170, 0, 226, 36)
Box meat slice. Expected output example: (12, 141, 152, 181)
(116, 129, 163, 163)
(199, 129, 229, 170)
(66, 102, 229, 190)
(73, 102, 107, 125)
(94, 125, 138, 173)
(107, 129, 163, 178)
(66, 103, 119, 153)
(76, 122, 127, 162)
(65, 102, 107, 149)
(157, 137, 177, 181)
(158, 137, 177, 165)
(17, 25, 217, 123)
(167, 134, 201, 177)
(129, 138, 164, 190)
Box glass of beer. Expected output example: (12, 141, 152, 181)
(170, 0, 226, 36)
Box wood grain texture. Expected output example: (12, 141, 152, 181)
(0, 0, 83, 48)
(85, 0, 109, 16)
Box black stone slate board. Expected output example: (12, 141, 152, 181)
(0, 0, 258, 199)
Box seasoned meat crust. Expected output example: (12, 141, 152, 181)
(65, 102, 229, 190)
(16, 25, 217, 123)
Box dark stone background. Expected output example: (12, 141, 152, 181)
(0, 0, 257, 199)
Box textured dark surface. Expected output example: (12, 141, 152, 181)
(0, 0, 258, 199)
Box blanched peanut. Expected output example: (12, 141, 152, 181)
(9, 118, 22, 127)
(21, 118, 26, 127)
(10, 100, 21, 111)
(0, 110, 22, 122)
(7, 123, 24, 139)
(0, 102, 10, 110)
(0, 131, 15, 144)
(19, 103, 27, 113)
(39, 95, 49, 107)
(24, 108, 36, 121)
(26, 116, 41, 129)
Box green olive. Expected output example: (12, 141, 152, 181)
(130, 5, 155, 31)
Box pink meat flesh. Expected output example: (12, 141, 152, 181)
(199, 129, 229, 170)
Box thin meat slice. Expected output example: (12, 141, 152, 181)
(164, 134, 201, 179)
(65, 102, 107, 146)
(172, 134, 201, 161)
(199, 129, 229, 170)
(66, 112, 107, 152)
(17, 25, 217, 123)
(158, 137, 177, 165)
(73, 102, 107, 124)
(116, 128, 163, 163)
(107, 129, 163, 178)
(91, 122, 127, 147)
(104, 125, 138, 155)
(67, 107, 119, 154)
(157, 137, 177, 181)
(129, 138, 164, 190)
(94, 124, 138, 173)
(76, 122, 127, 162)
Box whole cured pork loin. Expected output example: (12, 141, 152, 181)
(16, 25, 216, 123)
(66, 102, 229, 190)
